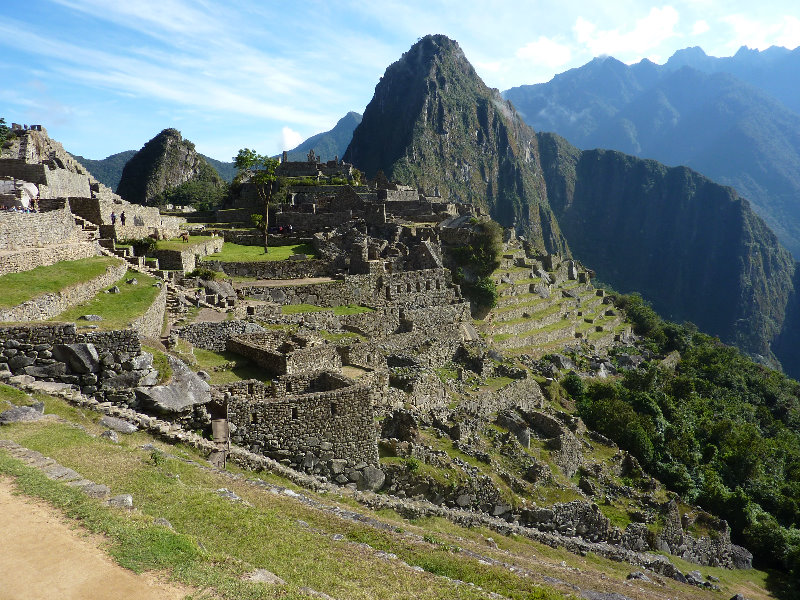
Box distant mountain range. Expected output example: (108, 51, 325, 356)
(69, 112, 362, 191)
(503, 45, 800, 257)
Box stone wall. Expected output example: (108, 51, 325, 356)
(241, 279, 352, 307)
(342, 326, 463, 371)
(204, 258, 331, 280)
(0, 241, 98, 277)
(457, 378, 546, 417)
(173, 320, 266, 352)
(226, 333, 341, 375)
(0, 323, 154, 398)
(152, 237, 224, 272)
(223, 373, 380, 482)
(401, 303, 471, 332)
(131, 282, 166, 339)
(0, 260, 128, 322)
(273, 211, 354, 232)
(0, 205, 82, 251)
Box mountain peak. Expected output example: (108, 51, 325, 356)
(345, 35, 567, 253)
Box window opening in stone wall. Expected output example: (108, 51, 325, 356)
(426, 280, 431, 291)
(291, 407, 298, 420)
(331, 403, 337, 417)
(406, 282, 412, 292)
(248, 382, 255, 395)
(416, 281, 421, 292)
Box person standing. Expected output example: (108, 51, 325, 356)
(120, 211, 126, 226)
(110, 211, 117, 225)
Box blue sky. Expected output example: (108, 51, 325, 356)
(2, 0, 799, 162)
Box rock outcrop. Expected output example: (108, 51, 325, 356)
(344, 34, 567, 254)
(116, 128, 223, 205)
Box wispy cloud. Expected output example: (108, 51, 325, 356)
(721, 13, 800, 51)
(574, 6, 681, 58)
(516, 37, 573, 69)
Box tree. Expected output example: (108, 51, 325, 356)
(0, 118, 10, 146)
(234, 149, 279, 252)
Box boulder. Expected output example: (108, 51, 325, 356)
(52, 344, 100, 374)
(79, 314, 103, 321)
(8, 354, 35, 372)
(244, 569, 286, 585)
(107, 494, 134, 509)
(358, 465, 385, 491)
(0, 405, 45, 424)
(135, 355, 210, 414)
(99, 415, 138, 434)
(23, 363, 67, 378)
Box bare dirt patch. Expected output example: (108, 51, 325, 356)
(0, 477, 191, 600)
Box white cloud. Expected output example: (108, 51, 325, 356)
(573, 6, 680, 58)
(280, 126, 304, 151)
(692, 20, 709, 35)
(516, 37, 572, 69)
(722, 14, 800, 51)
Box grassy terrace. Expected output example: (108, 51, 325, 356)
(0, 387, 575, 600)
(52, 270, 161, 330)
(0, 387, 783, 599)
(0, 256, 121, 308)
(153, 235, 215, 251)
(203, 242, 317, 262)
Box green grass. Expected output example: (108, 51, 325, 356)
(0, 256, 121, 308)
(203, 242, 317, 262)
(0, 387, 782, 600)
(52, 270, 161, 330)
(191, 348, 266, 384)
(153, 235, 215, 251)
(0, 407, 572, 600)
(141, 345, 172, 384)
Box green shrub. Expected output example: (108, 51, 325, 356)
(187, 267, 217, 281)
(118, 237, 157, 257)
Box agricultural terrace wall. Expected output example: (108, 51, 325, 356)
(131, 282, 166, 339)
(152, 237, 223, 271)
(0, 242, 98, 276)
(39, 169, 92, 199)
(172, 320, 266, 352)
(203, 258, 331, 280)
(0, 160, 48, 184)
(68, 197, 184, 230)
(240, 279, 354, 307)
(224, 375, 379, 474)
(0, 205, 82, 251)
(226, 333, 341, 375)
(0, 261, 128, 323)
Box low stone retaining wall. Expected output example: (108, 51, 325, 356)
(131, 283, 167, 339)
(0, 261, 128, 322)
(204, 258, 331, 280)
(173, 320, 266, 352)
(0, 241, 99, 276)
(152, 237, 223, 272)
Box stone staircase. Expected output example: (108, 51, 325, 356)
(476, 244, 631, 357)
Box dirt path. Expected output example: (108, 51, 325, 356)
(0, 478, 189, 600)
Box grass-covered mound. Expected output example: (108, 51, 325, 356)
(0, 256, 121, 308)
(53, 270, 161, 330)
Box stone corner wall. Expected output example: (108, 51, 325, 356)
(131, 282, 167, 339)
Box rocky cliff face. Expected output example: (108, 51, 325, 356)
(538, 131, 797, 364)
(344, 35, 567, 254)
(116, 128, 222, 205)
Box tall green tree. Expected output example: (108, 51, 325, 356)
(234, 149, 279, 252)
(0, 118, 10, 146)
